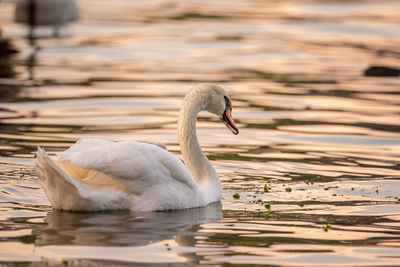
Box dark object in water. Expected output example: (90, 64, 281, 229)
(364, 66, 400, 77)
(0, 38, 20, 101)
(0, 38, 18, 78)
(0, 38, 18, 57)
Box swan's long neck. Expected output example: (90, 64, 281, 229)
(177, 90, 219, 185)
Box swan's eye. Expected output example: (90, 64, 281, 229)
(224, 95, 231, 111)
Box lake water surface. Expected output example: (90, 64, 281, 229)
(1, 0, 400, 265)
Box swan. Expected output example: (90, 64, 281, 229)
(35, 84, 239, 211)
(14, 0, 79, 38)
(14, 0, 79, 26)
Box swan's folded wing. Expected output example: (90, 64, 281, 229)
(59, 138, 113, 156)
(61, 141, 197, 194)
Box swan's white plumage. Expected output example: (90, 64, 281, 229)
(36, 139, 203, 211)
(60, 139, 197, 193)
(35, 84, 237, 211)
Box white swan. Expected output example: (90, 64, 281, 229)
(35, 84, 239, 211)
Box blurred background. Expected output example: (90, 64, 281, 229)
(0, 0, 400, 265)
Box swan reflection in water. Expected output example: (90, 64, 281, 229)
(34, 202, 222, 247)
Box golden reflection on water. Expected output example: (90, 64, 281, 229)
(1, 0, 400, 265)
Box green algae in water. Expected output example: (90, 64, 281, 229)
(324, 224, 332, 232)
(233, 193, 240, 199)
(285, 187, 292, 193)
(264, 184, 271, 193)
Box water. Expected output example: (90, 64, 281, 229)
(1, 0, 400, 265)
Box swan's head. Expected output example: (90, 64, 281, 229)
(198, 83, 239, 135)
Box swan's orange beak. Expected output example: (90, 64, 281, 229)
(222, 108, 239, 135)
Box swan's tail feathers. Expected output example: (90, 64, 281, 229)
(35, 146, 89, 210)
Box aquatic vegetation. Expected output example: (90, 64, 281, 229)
(264, 184, 269, 193)
(324, 224, 332, 232)
(233, 193, 240, 199)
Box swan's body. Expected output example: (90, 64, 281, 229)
(15, 0, 79, 26)
(35, 84, 238, 211)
